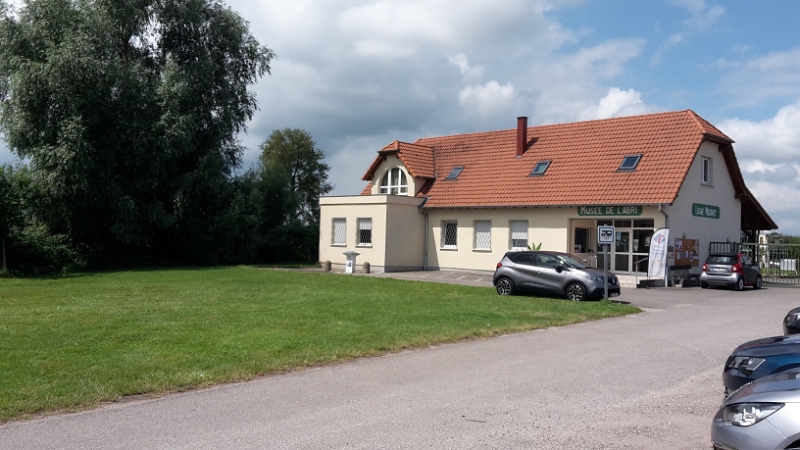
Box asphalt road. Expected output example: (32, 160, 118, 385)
(2, 279, 797, 449)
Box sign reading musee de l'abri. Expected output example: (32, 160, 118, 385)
(577, 205, 642, 216)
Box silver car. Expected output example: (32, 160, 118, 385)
(493, 251, 620, 301)
(700, 253, 763, 291)
(712, 368, 800, 450)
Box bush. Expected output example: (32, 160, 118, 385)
(6, 230, 84, 274)
(258, 222, 318, 264)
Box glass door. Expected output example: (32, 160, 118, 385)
(632, 222, 655, 273)
(595, 219, 655, 273)
(615, 230, 630, 271)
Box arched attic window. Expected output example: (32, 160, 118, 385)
(380, 167, 408, 195)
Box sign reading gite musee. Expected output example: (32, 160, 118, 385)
(577, 205, 642, 216)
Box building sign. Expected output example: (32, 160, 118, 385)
(578, 205, 642, 216)
(692, 203, 720, 219)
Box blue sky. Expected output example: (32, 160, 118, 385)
(2, 0, 799, 233)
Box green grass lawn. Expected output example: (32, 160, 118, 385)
(0, 267, 639, 422)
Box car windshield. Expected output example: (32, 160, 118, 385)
(556, 254, 589, 269)
(707, 255, 736, 264)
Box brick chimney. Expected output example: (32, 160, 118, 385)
(517, 116, 527, 157)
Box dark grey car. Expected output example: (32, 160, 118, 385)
(493, 251, 620, 301)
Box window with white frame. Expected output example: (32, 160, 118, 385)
(509, 220, 528, 250)
(701, 157, 712, 185)
(380, 167, 408, 195)
(357, 218, 372, 246)
(441, 221, 458, 249)
(332, 218, 346, 246)
(474, 220, 491, 250)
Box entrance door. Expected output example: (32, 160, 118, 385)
(595, 219, 655, 273)
(615, 230, 630, 272)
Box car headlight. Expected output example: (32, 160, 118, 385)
(722, 403, 783, 427)
(584, 273, 603, 282)
(726, 356, 765, 376)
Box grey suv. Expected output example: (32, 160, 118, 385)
(493, 251, 620, 301)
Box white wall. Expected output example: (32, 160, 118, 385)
(663, 141, 742, 272)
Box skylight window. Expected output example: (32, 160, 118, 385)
(445, 166, 464, 180)
(618, 155, 642, 171)
(529, 160, 551, 176)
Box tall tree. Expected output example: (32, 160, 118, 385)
(258, 128, 332, 224)
(0, 165, 23, 271)
(0, 0, 274, 259)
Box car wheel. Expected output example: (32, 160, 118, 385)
(700, 281, 709, 289)
(566, 283, 586, 301)
(734, 277, 744, 291)
(496, 277, 515, 296)
(753, 276, 762, 290)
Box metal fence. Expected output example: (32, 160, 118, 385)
(709, 241, 800, 286)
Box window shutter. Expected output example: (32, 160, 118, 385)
(474, 221, 491, 250)
(510, 220, 528, 249)
(332, 219, 346, 245)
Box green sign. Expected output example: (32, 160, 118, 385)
(692, 203, 720, 219)
(577, 205, 642, 216)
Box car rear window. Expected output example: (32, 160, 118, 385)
(707, 255, 736, 264)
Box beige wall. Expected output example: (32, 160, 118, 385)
(385, 201, 426, 271)
(319, 195, 425, 272)
(663, 141, 742, 272)
(423, 206, 667, 272)
(424, 208, 566, 271)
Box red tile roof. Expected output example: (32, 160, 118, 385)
(362, 110, 748, 209)
(362, 140, 436, 181)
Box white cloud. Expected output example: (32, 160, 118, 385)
(720, 100, 800, 163)
(716, 48, 800, 107)
(652, 1, 724, 67)
(458, 81, 518, 122)
(228, 0, 655, 182)
(672, 0, 724, 30)
(449, 53, 485, 81)
(720, 100, 800, 233)
(578, 88, 655, 121)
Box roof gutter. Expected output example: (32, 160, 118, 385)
(418, 197, 430, 271)
(659, 204, 669, 229)
(701, 132, 735, 144)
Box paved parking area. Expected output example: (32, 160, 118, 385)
(369, 269, 496, 287)
(1, 277, 797, 449)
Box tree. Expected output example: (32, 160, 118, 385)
(258, 128, 332, 224)
(0, 165, 23, 271)
(0, 0, 275, 262)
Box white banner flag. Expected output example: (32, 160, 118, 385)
(648, 228, 669, 278)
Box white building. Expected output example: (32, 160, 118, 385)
(320, 111, 776, 275)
